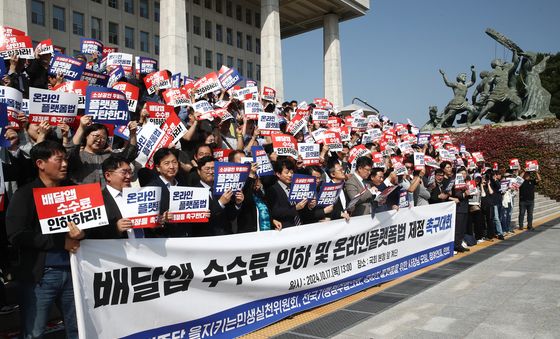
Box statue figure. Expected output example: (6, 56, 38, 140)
(471, 71, 492, 111)
(437, 66, 477, 127)
(473, 51, 522, 123)
(519, 52, 554, 119)
(420, 106, 441, 131)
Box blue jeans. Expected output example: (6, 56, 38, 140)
(501, 204, 512, 232)
(493, 205, 503, 235)
(19, 267, 78, 339)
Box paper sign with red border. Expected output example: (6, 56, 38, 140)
(122, 186, 162, 228)
(272, 134, 298, 159)
(29, 87, 79, 126)
(168, 187, 209, 223)
(298, 143, 320, 166)
(53, 80, 87, 109)
(146, 102, 174, 126)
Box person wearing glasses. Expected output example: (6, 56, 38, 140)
(86, 155, 144, 239)
(66, 115, 138, 187)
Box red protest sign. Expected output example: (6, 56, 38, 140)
(102, 46, 118, 58)
(0, 34, 33, 59)
(32, 183, 108, 234)
(112, 81, 139, 112)
(144, 70, 171, 95)
(213, 148, 232, 162)
(323, 131, 342, 152)
(348, 145, 371, 164)
(525, 160, 539, 172)
(509, 158, 520, 170)
(146, 102, 174, 126)
(272, 134, 298, 159)
(163, 87, 190, 107)
(286, 109, 308, 135)
(53, 80, 88, 109)
(194, 72, 222, 98)
(37, 38, 54, 55)
(261, 86, 276, 102)
(327, 116, 341, 128)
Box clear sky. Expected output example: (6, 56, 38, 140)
(282, 0, 560, 125)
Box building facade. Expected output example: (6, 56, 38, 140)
(2, 0, 370, 106)
(26, 0, 262, 81)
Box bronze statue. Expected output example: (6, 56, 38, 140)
(473, 52, 522, 123)
(519, 52, 554, 119)
(471, 70, 491, 112)
(421, 106, 441, 131)
(437, 66, 477, 127)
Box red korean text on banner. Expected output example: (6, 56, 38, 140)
(272, 134, 298, 159)
(472, 152, 485, 163)
(37, 38, 53, 55)
(160, 112, 188, 146)
(323, 131, 343, 152)
(112, 82, 139, 112)
(102, 46, 118, 58)
(0, 33, 33, 59)
(32, 183, 109, 234)
(327, 116, 341, 128)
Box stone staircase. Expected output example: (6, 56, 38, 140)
(510, 192, 560, 228)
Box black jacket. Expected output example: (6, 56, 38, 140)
(6, 178, 73, 283)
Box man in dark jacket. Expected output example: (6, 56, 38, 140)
(6, 141, 83, 338)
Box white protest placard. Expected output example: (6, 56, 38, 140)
(193, 100, 215, 121)
(414, 152, 425, 170)
(257, 113, 280, 136)
(168, 187, 209, 223)
(233, 86, 259, 101)
(121, 186, 162, 228)
(298, 143, 320, 166)
(312, 109, 329, 124)
(244, 100, 263, 120)
(106, 52, 133, 75)
(29, 87, 79, 125)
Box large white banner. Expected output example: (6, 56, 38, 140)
(71, 203, 456, 338)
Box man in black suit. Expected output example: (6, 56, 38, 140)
(326, 162, 351, 221)
(191, 156, 244, 236)
(266, 157, 313, 228)
(6, 141, 83, 338)
(86, 155, 141, 239)
(145, 147, 194, 237)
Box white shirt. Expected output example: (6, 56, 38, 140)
(353, 172, 366, 189)
(106, 185, 140, 239)
(159, 175, 177, 188)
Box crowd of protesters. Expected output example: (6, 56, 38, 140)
(0, 42, 542, 338)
